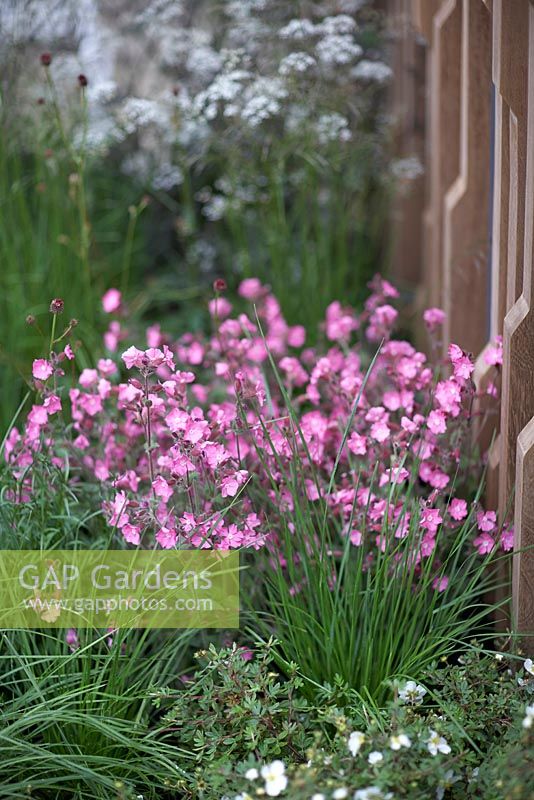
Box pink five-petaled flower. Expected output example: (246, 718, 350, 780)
(420, 507, 443, 535)
(473, 532, 495, 555)
(156, 527, 177, 549)
(449, 498, 468, 521)
(448, 344, 474, 383)
(501, 526, 514, 551)
(102, 288, 122, 314)
(347, 432, 367, 456)
(220, 470, 248, 498)
(121, 346, 145, 370)
(152, 476, 174, 503)
(427, 409, 447, 435)
(32, 359, 53, 381)
(477, 510, 497, 532)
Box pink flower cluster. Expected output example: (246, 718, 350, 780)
(6, 278, 510, 577)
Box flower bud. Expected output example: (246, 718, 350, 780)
(78, 74, 88, 88)
(49, 298, 64, 314)
(213, 279, 227, 293)
(40, 52, 52, 67)
(26, 315, 35, 326)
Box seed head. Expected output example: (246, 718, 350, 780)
(213, 279, 227, 293)
(40, 52, 52, 67)
(77, 74, 88, 88)
(26, 314, 36, 326)
(49, 298, 64, 314)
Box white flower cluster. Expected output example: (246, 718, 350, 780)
(315, 113, 352, 144)
(279, 18, 317, 40)
(352, 60, 393, 83)
(391, 157, 424, 181)
(279, 52, 317, 76)
(316, 34, 363, 65)
(240, 77, 287, 127)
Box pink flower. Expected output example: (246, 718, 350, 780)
(423, 307, 446, 329)
(208, 298, 232, 319)
(152, 476, 173, 503)
(501, 526, 514, 551)
(448, 343, 474, 383)
(474, 533, 495, 554)
(370, 419, 390, 443)
(287, 325, 305, 347)
(44, 395, 62, 414)
(477, 510, 497, 532)
(427, 410, 447, 435)
(432, 575, 449, 592)
(435, 379, 462, 416)
(449, 498, 467, 521)
(239, 278, 264, 300)
(348, 432, 367, 455)
(420, 507, 442, 535)
(102, 288, 122, 314)
(122, 523, 141, 545)
(64, 344, 75, 360)
(32, 359, 53, 381)
(156, 527, 177, 549)
(220, 470, 248, 498)
(121, 346, 145, 370)
(484, 335, 503, 367)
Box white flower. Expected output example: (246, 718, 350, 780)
(351, 60, 393, 83)
(315, 113, 352, 145)
(389, 733, 411, 750)
(524, 658, 534, 676)
(279, 19, 317, 40)
(398, 680, 427, 705)
(261, 761, 288, 797)
(311, 795, 326, 800)
(522, 703, 534, 729)
(279, 52, 317, 76)
(348, 730, 365, 756)
(354, 789, 392, 800)
(318, 15, 357, 35)
(367, 751, 384, 766)
(316, 34, 362, 65)
(332, 789, 348, 800)
(245, 768, 259, 780)
(495, 653, 504, 661)
(426, 730, 452, 756)
(390, 157, 424, 181)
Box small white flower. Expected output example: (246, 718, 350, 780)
(332, 789, 348, 800)
(311, 794, 326, 800)
(368, 751, 383, 766)
(389, 733, 411, 750)
(261, 761, 288, 797)
(348, 730, 365, 756)
(354, 789, 392, 800)
(495, 653, 504, 661)
(522, 703, 534, 729)
(426, 730, 452, 756)
(245, 768, 259, 780)
(398, 680, 427, 705)
(524, 658, 534, 676)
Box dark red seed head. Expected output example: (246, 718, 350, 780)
(77, 74, 88, 88)
(49, 298, 64, 314)
(40, 52, 52, 67)
(213, 279, 227, 293)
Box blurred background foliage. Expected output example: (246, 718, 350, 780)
(0, 0, 404, 430)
